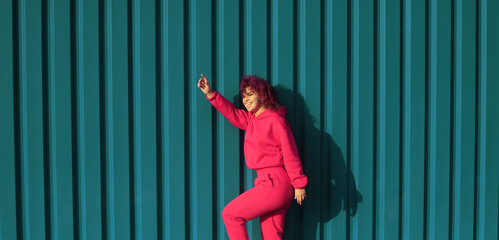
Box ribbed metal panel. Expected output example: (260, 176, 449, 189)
(1, 0, 498, 240)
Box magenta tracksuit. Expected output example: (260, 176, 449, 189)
(207, 91, 307, 240)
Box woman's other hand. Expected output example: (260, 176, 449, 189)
(294, 188, 306, 205)
(197, 74, 213, 98)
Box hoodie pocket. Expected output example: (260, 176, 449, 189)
(267, 174, 274, 188)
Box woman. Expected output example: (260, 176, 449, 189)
(197, 74, 307, 240)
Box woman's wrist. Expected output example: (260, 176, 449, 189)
(206, 90, 214, 98)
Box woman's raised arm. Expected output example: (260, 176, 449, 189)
(197, 74, 250, 130)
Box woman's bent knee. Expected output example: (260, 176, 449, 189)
(222, 206, 246, 224)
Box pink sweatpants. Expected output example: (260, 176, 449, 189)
(222, 167, 293, 240)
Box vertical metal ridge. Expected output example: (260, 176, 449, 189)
(346, 0, 352, 237)
(323, 0, 334, 238)
(402, 0, 412, 238)
(131, 0, 142, 238)
(157, 0, 186, 237)
(449, 0, 455, 238)
(69, 0, 80, 238)
(244, 0, 251, 74)
(428, 0, 438, 239)
(423, 0, 430, 238)
(238, 0, 245, 198)
(47, 0, 59, 237)
(215, 2, 224, 235)
(162, 1, 187, 239)
(238, 0, 244, 81)
(18, 0, 30, 237)
(271, 0, 278, 85)
(266, 0, 271, 80)
(398, 0, 405, 239)
(106, 0, 115, 237)
(210, 1, 218, 239)
(448, 0, 456, 238)
(98, 0, 108, 239)
(155, 0, 164, 239)
(12, 0, 26, 238)
(215, 3, 225, 227)
(298, 0, 305, 94)
(376, 0, 384, 238)
(351, 0, 360, 238)
(188, 0, 197, 238)
(41, 0, 53, 238)
(477, 0, 487, 239)
(183, 0, 191, 238)
(324, 0, 332, 131)
(473, 0, 480, 238)
(292, 0, 298, 126)
(74, 0, 87, 238)
(20, 76, 29, 238)
(101, 0, 114, 238)
(450, 0, 460, 239)
(215, 7, 224, 237)
(324, 0, 332, 136)
(126, 0, 135, 238)
(160, 0, 169, 238)
(12, 0, 23, 238)
(319, 0, 325, 236)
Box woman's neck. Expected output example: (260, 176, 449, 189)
(255, 106, 267, 117)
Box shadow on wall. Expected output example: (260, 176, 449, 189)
(272, 85, 363, 239)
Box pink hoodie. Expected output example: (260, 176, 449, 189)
(207, 91, 308, 189)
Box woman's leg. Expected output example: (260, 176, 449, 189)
(222, 170, 292, 240)
(260, 208, 289, 240)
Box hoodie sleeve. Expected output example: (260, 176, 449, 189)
(274, 118, 308, 189)
(207, 91, 250, 130)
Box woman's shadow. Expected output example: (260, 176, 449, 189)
(271, 86, 363, 239)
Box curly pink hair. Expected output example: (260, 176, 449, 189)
(239, 75, 280, 111)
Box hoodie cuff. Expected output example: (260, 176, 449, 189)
(206, 91, 218, 101)
(291, 177, 308, 189)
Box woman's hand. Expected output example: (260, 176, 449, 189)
(295, 188, 306, 205)
(197, 74, 213, 98)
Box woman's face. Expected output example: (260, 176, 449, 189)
(242, 88, 263, 113)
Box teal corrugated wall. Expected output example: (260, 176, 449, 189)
(1, 0, 498, 239)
